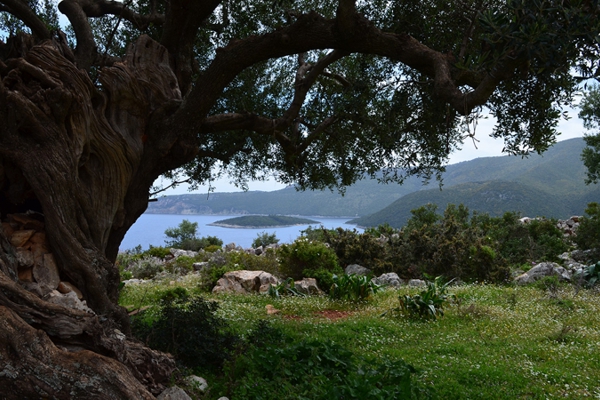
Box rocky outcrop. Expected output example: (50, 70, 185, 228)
(212, 270, 280, 294)
(2, 213, 87, 310)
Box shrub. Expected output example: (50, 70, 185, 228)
(576, 261, 600, 287)
(386, 276, 455, 320)
(131, 295, 238, 371)
(145, 245, 172, 259)
(329, 274, 381, 302)
(574, 202, 600, 257)
(221, 322, 422, 400)
(165, 255, 195, 275)
(127, 256, 165, 279)
(252, 231, 280, 248)
(278, 238, 341, 281)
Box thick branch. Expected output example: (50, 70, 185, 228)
(58, 0, 97, 70)
(78, 0, 165, 30)
(0, 0, 51, 40)
(160, 0, 222, 93)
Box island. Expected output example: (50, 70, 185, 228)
(210, 215, 318, 228)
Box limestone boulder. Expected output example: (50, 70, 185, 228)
(212, 270, 280, 294)
(373, 272, 403, 288)
(344, 264, 371, 276)
(294, 277, 324, 295)
(408, 279, 427, 287)
(514, 262, 571, 284)
(157, 386, 192, 400)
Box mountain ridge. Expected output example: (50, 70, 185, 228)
(147, 138, 596, 225)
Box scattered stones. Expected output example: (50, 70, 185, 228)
(212, 270, 280, 294)
(345, 264, 371, 276)
(170, 249, 198, 258)
(57, 281, 84, 299)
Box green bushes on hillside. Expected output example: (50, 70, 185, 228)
(309, 203, 571, 283)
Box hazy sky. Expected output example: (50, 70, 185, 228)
(157, 108, 587, 196)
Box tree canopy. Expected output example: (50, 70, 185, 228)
(0, 0, 599, 397)
(580, 85, 600, 184)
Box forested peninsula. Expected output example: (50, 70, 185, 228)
(210, 215, 317, 228)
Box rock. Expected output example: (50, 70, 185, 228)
(57, 281, 84, 299)
(32, 253, 60, 290)
(266, 304, 280, 315)
(157, 386, 192, 400)
(294, 277, 324, 295)
(21, 281, 53, 298)
(16, 248, 34, 267)
(254, 246, 263, 256)
(9, 230, 35, 248)
(45, 290, 94, 313)
(170, 249, 198, 258)
(18, 266, 33, 282)
(217, 397, 230, 400)
(224, 242, 237, 252)
(408, 279, 426, 287)
(122, 278, 147, 285)
(514, 262, 571, 284)
(344, 264, 371, 276)
(373, 272, 403, 287)
(186, 375, 208, 392)
(192, 262, 209, 271)
(212, 270, 280, 294)
(29, 232, 46, 244)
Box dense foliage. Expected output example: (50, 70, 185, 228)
(573, 202, 600, 258)
(580, 86, 600, 185)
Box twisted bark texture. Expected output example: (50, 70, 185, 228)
(0, 35, 179, 397)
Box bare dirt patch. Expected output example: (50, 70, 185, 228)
(314, 310, 353, 321)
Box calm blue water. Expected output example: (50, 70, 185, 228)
(120, 214, 362, 251)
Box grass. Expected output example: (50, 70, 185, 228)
(120, 278, 600, 399)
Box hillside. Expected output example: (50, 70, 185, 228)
(148, 138, 597, 222)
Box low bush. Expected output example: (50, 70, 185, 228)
(127, 256, 165, 279)
(131, 294, 238, 371)
(329, 274, 381, 302)
(219, 321, 424, 400)
(278, 238, 341, 281)
(386, 276, 455, 320)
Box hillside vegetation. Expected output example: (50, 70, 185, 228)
(148, 138, 597, 222)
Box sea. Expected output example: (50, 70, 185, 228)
(120, 214, 363, 251)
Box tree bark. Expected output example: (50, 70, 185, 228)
(0, 34, 181, 397)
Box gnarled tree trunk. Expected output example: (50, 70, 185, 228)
(0, 34, 184, 397)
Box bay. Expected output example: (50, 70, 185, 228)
(120, 214, 363, 251)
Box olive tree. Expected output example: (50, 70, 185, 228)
(0, 0, 598, 397)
